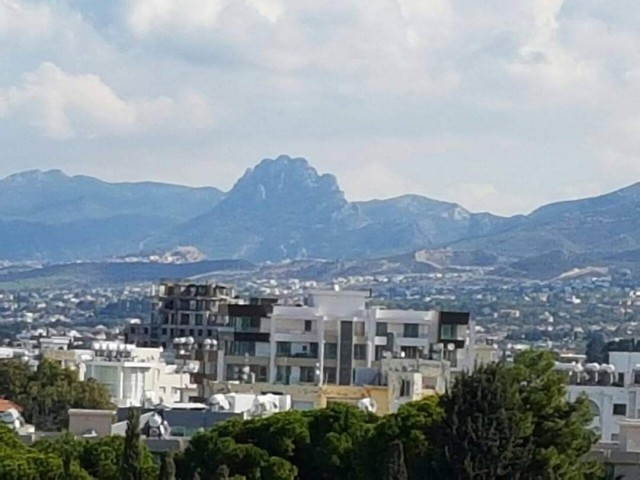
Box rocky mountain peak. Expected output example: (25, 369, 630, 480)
(223, 155, 346, 210)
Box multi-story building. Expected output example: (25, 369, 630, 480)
(126, 282, 474, 405)
(197, 287, 472, 389)
(44, 341, 199, 408)
(124, 281, 236, 348)
(559, 349, 640, 443)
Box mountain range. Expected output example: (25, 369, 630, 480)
(1, 155, 639, 275)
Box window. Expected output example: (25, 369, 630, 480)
(401, 346, 419, 359)
(180, 300, 190, 310)
(129, 327, 136, 334)
(440, 324, 456, 340)
(197, 329, 203, 337)
(324, 367, 337, 384)
(180, 313, 190, 325)
(276, 342, 291, 357)
(375, 345, 386, 360)
(231, 341, 256, 356)
(161, 328, 167, 336)
(189, 329, 195, 336)
(354, 322, 365, 336)
(207, 329, 214, 337)
(233, 317, 260, 332)
(376, 322, 388, 336)
(400, 379, 412, 397)
(195, 314, 203, 326)
(403, 323, 419, 338)
(613, 403, 627, 416)
(300, 366, 316, 383)
(324, 343, 337, 360)
(304, 320, 312, 332)
(354, 344, 367, 360)
(276, 365, 291, 384)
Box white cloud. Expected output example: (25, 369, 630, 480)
(3, 0, 640, 214)
(0, 62, 213, 139)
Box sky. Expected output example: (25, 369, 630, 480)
(1, 0, 640, 216)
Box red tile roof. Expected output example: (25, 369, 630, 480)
(0, 399, 22, 413)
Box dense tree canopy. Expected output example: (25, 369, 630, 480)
(0, 358, 113, 430)
(181, 351, 600, 480)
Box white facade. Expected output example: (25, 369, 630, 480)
(262, 288, 473, 387)
(561, 351, 640, 443)
(82, 342, 198, 408)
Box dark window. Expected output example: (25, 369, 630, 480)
(304, 320, 312, 332)
(143, 327, 149, 335)
(375, 345, 386, 360)
(180, 313, 190, 325)
(324, 343, 337, 360)
(197, 329, 203, 337)
(180, 299, 190, 310)
(440, 324, 456, 340)
(324, 367, 337, 384)
(179, 328, 186, 337)
(231, 341, 256, 356)
(195, 314, 203, 326)
(613, 403, 627, 416)
(401, 346, 419, 359)
(161, 328, 167, 335)
(300, 366, 316, 383)
(403, 323, 419, 338)
(354, 344, 367, 360)
(189, 329, 195, 336)
(207, 329, 213, 337)
(400, 379, 411, 397)
(376, 322, 388, 336)
(129, 327, 136, 334)
(276, 342, 291, 357)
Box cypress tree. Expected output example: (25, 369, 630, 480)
(158, 452, 176, 480)
(382, 440, 408, 480)
(120, 407, 142, 480)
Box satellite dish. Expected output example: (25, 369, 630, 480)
(209, 394, 231, 411)
(357, 398, 377, 413)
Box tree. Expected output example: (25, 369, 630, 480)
(437, 351, 600, 479)
(382, 441, 408, 480)
(0, 358, 113, 431)
(121, 407, 142, 480)
(361, 396, 442, 480)
(159, 452, 176, 480)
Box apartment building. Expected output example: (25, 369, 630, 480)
(124, 281, 236, 348)
(44, 341, 199, 408)
(194, 287, 472, 390)
(264, 288, 472, 387)
(126, 281, 473, 397)
(559, 349, 640, 443)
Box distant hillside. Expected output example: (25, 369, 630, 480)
(0, 259, 256, 288)
(2, 156, 640, 274)
(0, 170, 223, 260)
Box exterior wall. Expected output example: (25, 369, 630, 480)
(566, 384, 640, 443)
(68, 409, 115, 437)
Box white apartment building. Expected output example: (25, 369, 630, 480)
(560, 350, 640, 443)
(45, 342, 199, 408)
(218, 287, 473, 388)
